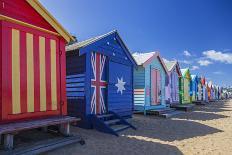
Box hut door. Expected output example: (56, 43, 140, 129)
(183, 78, 189, 101)
(151, 69, 161, 105)
(90, 52, 108, 115)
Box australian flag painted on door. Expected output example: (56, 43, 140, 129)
(66, 30, 137, 127)
(91, 52, 107, 114)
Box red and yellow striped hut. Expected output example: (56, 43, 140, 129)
(0, 0, 74, 123)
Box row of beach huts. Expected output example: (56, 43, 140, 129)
(0, 0, 231, 153)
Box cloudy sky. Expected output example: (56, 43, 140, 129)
(40, 0, 232, 87)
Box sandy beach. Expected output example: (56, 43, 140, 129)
(44, 100, 232, 155)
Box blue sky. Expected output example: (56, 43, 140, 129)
(40, 0, 232, 87)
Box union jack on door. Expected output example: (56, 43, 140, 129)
(91, 52, 107, 114)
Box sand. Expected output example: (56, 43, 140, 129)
(44, 100, 232, 155)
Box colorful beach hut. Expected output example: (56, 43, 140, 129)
(164, 61, 181, 105)
(65, 30, 137, 134)
(197, 77, 203, 101)
(179, 68, 192, 104)
(202, 78, 209, 103)
(0, 0, 78, 149)
(133, 52, 168, 115)
(0, 0, 74, 123)
(191, 75, 198, 102)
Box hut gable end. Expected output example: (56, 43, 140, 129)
(0, 0, 56, 32)
(66, 31, 137, 66)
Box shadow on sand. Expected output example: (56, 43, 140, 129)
(43, 127, 184, 155)
(173, 111, 229, 121)
(123, 115, 223, 142)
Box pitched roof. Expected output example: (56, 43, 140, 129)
(132, 52, 168, 73)
(181, 68, 191, 78)
(66, 30, 116, 51)
(66, 30, 137, 66)
(26, 0, 74, 42)
(164, 61, 176, 71)
(132, 52, 156, 65)
(191, 75, 197, 80)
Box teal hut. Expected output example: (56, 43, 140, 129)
(133, 52, 168, 115)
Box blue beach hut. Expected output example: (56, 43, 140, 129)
(65, 30, 137, 135)
(133, 52, 168, 115)
(191, 75, 198, 102)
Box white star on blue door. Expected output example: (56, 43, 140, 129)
(115, 77, 126, 95)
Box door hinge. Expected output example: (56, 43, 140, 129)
(59, 50, 62, 56)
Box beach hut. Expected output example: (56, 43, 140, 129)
(0, 0, 74, 122)
(201, 77, 209, 103)
(164, 61, 181, 105)
(133, 52, 168, 115)
(191, 75, 198, 102)
(197, 77, 203, 101)
(179, 68, 192, 104)
(65, 30, 137, 135)
(206, 82, 211, 101)
(0, 0, 79, 149)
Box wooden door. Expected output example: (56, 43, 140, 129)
(151, 69, 161, 105)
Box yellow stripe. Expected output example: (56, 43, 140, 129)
(50, 40, 57, 110)
(39, 36, 46, 111)
(12, 29, 21, 114)
(26, 33, 34, 112)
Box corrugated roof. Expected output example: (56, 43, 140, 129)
(132, 52, 156, 65)
(164, 61, 177, 72)
(191, 75, 197, 80)
(181, 68, 189, 76)
(66, 30, 116, 51)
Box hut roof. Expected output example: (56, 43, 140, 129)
(132, 52, 168, 73)
(26, 0, 74, 42)
(66, 30, 137, 66)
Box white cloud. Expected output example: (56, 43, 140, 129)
(197, 60, 213, 66)
(179, 60, 193, 64)
(213, 71, 224, 75)
(203, 50, 232, 64)
(191, 66, 199, 70)
(183, 50, 191, 57)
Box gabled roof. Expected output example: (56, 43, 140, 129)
(181, 68, 191, 79)
(163, 60, 181, 76)
(26, 0, 74, 42)
(66, 30, 116, 51)
(132, 52, 168, 73)
(66, 30, 137, 66)
(191, 75, 197, 80)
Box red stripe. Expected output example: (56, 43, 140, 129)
(8, 28, 13, 115)
(45, 38, 51, 111)
(1, 25, 12, 118)
(20, 31, 27, 113)
(33, 34, 40, 112)
(59, 39, 67, 115)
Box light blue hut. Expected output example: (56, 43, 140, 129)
(133, 52, 168, 115)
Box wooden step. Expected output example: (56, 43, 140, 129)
(159, 111, 183, 118)
(104, 119, 121, 125)
(148, 108, 176, 115)
(97, 114, 114, 119)
(111, 124, 130, 132)
(170, 104, 195, 112)
(3, 135, 84, 155)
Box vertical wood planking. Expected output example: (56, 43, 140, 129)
(20, 31, 27, 113)
(26, 33, 34, 112)
(45, 38, 52, 111)
(12, 29, 21, 114)
(33, 35, 40, 112)
(39, 36, 46, 111)
(50, 39, 57, 110)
